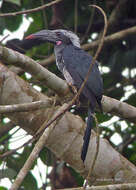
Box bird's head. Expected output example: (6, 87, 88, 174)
(25, 29, 80, 47)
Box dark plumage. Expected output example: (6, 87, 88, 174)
(62, 45, 102, 102)
(61, 44, 103, 161)
(25, 29, 103, 162)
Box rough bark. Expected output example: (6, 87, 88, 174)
(0, 62, 136, 184)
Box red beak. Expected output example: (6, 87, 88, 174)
(25, 34, 35, 39)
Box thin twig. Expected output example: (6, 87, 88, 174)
(81, 0, 96, 43)
(74, 0, 78, 34)
(83, 5, 107, 189)
(10, 124, 54, 190)
(0, 98, 56, 158)
(10, 98, 57, 190)
(83, 25, 136, 51)
(0, 138, 35, 158)
(0, 0, 63, 17)
(41, 0, 48, 29)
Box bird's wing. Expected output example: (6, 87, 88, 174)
(62, 45, 103, 101)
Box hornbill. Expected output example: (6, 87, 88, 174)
(26, 29, 103, 162)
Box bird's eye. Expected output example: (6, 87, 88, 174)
(56, 32, 62, 37)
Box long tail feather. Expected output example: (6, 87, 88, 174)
(81, 105, 94, 162)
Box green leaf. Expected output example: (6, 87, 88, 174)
(96, 112, 112, 123)
(0, 187, 8, 190)
(22, 172, 38, 190)
(125, 93, 136, 106)
(0, 17, 5, 34)
(5, 0, 21, 6)
(69, 166, 84, 186)
(39, 147, 56, 166)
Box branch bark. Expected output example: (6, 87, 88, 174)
(102, 96, 136, 123)
(59, 183, 136, 190)
(83, 25, 136, 51)
(0, 63, 136, 185)
(0, 101, 52, 114)
(0, 46, 69, 97)
(0, 46, 136, 124)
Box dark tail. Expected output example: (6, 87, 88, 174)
(81, 104, 94, 162)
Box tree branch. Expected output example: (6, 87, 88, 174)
(59, 183, 136, 190)
(102, 96, 136, 123)
(0, 46, 136, 124)
(0, 46, 69, 96)
(10, 101, 57, 190)
(0, 63, 136, 184)
(83, 25, 136, 51)
(0, 100, 52, 114)
(0, 0, 63, 17)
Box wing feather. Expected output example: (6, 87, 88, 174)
(62, 45, 103, 104)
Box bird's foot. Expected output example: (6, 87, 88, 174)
(68, 83, 78, 94)
(68, 83, 80, 105)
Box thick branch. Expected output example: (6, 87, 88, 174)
(38, 54, 55, 66)
(0, 101, 52, 114)
(0, 62, 52, 134)
(83, 26, 136, 51)
(0, 46, 68, 96)
(102, 96, 136, 123)
(60, 183, 136, 190)
(0, 63, 136, 184)
(0, 46, 136, 124)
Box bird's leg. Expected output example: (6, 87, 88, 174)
(68, 83, 80, 106)
(68, 83, 77, 94)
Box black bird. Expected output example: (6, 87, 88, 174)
(26, 29, 103, 162)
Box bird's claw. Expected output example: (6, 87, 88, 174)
(68, 83, 81, 105)
(68, 83, 77, 94)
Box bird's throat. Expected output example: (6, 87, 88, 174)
(56, 41, 62, 45)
